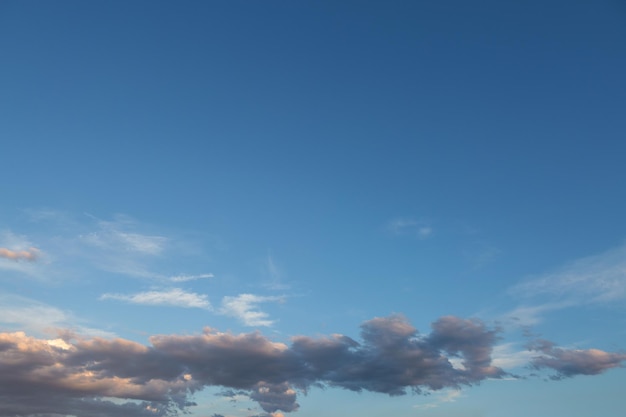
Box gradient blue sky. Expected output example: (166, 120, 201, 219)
(1, 1, 625, 416)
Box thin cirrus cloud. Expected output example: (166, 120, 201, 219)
(80, 216, 167, 256)
(1, 314, 622, 417)
(100, 288, 212, 310)
(387, 218, 433, 239)
(502, 242, 626, 328)
(510, 242, 626, 303)
(169, 273, 214, 282)
(0, 294, 115, 339)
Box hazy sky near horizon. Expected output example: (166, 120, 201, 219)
(1, 1, 626, 416)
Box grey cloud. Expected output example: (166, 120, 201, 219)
(528, 339, 626, 379)
(428, 316, 504, 383)
(0, 396, 171, 417)
(249, 382, 299, 413)
(290, 315, 501, 396)
(1, 315, 622, 417)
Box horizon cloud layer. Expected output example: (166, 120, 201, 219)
(1, 315, 623, 417)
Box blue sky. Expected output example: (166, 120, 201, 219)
(1, 1, 625, 416)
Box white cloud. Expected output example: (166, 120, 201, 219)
(0, 294, 115, 338)
(81, 217, 167, 256)
(220, 294, 284, 327)
(491, 343, 536, 369)
(413, 389, 463, 409)
(170, 273, 214, 282)
(101, 288, 212, 309)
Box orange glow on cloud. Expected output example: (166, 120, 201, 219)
(0, 247, 39, 261)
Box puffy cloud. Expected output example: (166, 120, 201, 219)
(528, 339, 626, 379)
(100, 289, 211, 310)
(0, 247, 39, 261)
(1, 315, 622, 417)
(0, 332, 193, 417)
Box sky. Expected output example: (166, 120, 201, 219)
(1, 1, 625, 416)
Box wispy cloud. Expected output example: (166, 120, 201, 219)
(3, 212, 217, 284)
(0, 247, 39, 261)
(386, 218, 432, 239)
(510, 243, 626, 303)
(502, 301, 574, 327)
(220, 294, 284, 327)
(1, 314, 616, 417)
(263, 253, 289, 290)
(0, 294, 115, 338)
(80, 216, 167, 256)
(101, 288, 212, 310)
(100, 290, 283, 326)
(500, 243, 626, 328)
(463, 241, 501, 269)
(0, 232, 46, 278)
(170, 273, 214, 282)
(413, 389, 463, 410)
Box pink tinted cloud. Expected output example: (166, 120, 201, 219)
(0, 316, 623, 417)
(0, 247, 39, 262)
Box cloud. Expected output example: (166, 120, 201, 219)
(491, 343, 537, 369)
(510, 242, 626, 303)
(386, 218, 432, 239)
(170, 273, 214, 282)
(0, 232, 46, 278)
(462, 241, 501, 269)
(263, 254, 289, 290)
(72, 215, 173, 279)
(500, 243, 626, 332)
(81, 216, 167, 256)
(220, 294, 284, 327)
(0, 247, 39, 261)
(100, 291, 284, 326)
(0, 294, 115, 338)
(413, 389, 463, 410)
(502, 301, 574, 327)
(528, 339, 626, 379)
(0, 314, 622, 417)
(101, 288, 212, 310)
(0, 332, 193, 417)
